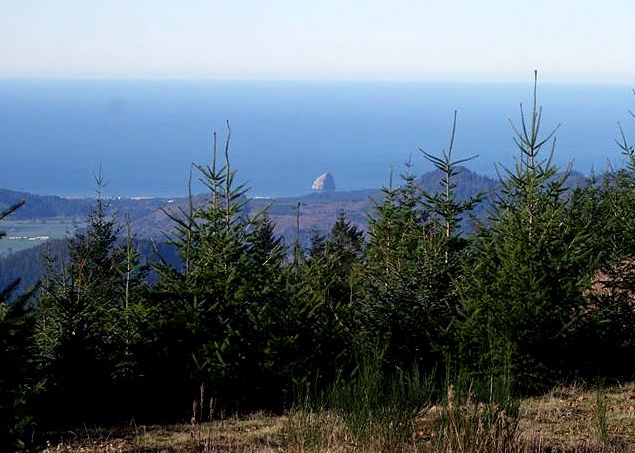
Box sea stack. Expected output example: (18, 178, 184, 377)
(311, 173, 336, 192)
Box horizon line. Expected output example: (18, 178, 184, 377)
(1, 75, 634, 87)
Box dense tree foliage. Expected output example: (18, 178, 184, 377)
(149, 129, 299, 417)
(34, 179, 150, 427)
(361, 114, 480, 371)
(298, 212, 366, 384)
(0, 199, 37, 451)
(454, 86, 597, 392)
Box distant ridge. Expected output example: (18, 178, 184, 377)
(0, 188, 172, 221)
(0, 167, 595, 294)
(1, 166, 591, 240)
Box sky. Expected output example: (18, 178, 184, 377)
(1, 0, 635, 83)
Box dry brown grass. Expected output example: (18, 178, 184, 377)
(40, 414, 286, 453)
(517, 382, 635, 452)
(40, 383, 635, 453)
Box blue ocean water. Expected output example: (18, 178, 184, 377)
(1, 80, 634, 198)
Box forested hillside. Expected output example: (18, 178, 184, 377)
(0, 166, 498, 239)
(0, 167, 497, 292)
(0, 188, 171, 221)
(0, 238, 181, 295)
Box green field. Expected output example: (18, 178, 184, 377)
(0, 219, 83, 257)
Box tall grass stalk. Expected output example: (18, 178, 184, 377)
(595, 380, 609, 445)
(431, 382, 519, 453)
(286, 350, 523, 452)
(429, 348, 519, 453)
(327, 360, 434, 451)
(286, 354, 435, 452)
(286, 393, 333, 453)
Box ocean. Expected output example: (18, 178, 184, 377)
(1, 79, 633, 198)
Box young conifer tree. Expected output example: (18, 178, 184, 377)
(362, 113, 479, 370)
(152, 124, 290, 416)
(455, 73, 596, 392)
(35, 173, 146, 425)
(298, 212, 365, 382)
(0, 199, 37, 450)
(566, 106, 635, 378)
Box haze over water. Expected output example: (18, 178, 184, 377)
(1, 80, 634, 198)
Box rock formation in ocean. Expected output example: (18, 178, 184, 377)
(311, 173, 336, 192)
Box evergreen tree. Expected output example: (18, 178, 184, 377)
(105, 217, 153, 415)
(455, 75, 596, 391)
(362, 114, 479, 370)
(151, 126, 292, 416)
(298, 212, 365, 383)
(363, 165, 439, 367)
(35, 176, 147, 425)
(238, 215, 306, 407)
(566, 120, 635, 378)
(0, 199, 37, 450)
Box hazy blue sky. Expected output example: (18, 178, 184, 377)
(2, 0, 634, 82)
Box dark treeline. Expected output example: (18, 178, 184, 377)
(0, 238, 181, 296)
(2, 86, 635, 451)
